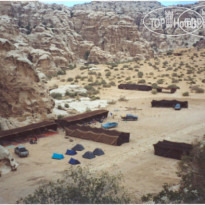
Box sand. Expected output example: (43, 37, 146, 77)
(1, 48, 205, 203)
(0, 89, 205, 203)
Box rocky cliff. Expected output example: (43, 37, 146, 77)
(0, 1, 203, 128)
(0, 1, 203, 71)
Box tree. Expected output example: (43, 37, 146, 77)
(17, 167, 131, 204)
(141, 137, 205, 203)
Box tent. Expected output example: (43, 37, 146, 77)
(93, 148, 104, 156)
(72, 144, 85, 151)
(52, 153, 64, 160)
(82, 151, 95, 159)
(65, 149, 77, 155)
(68, 158, 80, 165)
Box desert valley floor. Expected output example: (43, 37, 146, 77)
(0, 88, 205, 203)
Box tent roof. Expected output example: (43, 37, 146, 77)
(72, 144, 85, 151)
(66, 149, 77, 155)
(60, 110, 108, 123)
(93, 148, 104, 156)
(52, 153, 64, 159)
(83, 151, 95, 159)
(69, 158, 80, 165)
(0, 120, 57, 139)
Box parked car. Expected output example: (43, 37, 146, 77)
(174, 103, 181, 110)
(121, 114, 138, 121)
(14, 146, 29, 157)
(102, 122, 118, 129)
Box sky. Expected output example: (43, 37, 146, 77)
(40, 1, 198, 7)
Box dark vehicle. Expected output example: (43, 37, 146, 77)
(174, 103, 181, 110)
(14, 146, 29, 157)
(121, 114, 138, 121)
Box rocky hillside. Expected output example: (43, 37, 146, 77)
(0, 1, 204, 129)
(0, 37, 54, 130)
(0, 1, 204, 71)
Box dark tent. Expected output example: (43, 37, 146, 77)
(66, 125, 130, 146)
(69, 158, 80, 165)
(118, 84, 152, 91)
(151, 100, 188, 108)
(65, 149, 77, 156)
(52, 153, 64, 160)
(153, 140, 192, 160)
(72, 144, 85, 151)
(93, 148, 104, 156)
(82, 151, 95, 159)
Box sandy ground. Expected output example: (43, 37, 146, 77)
(1, 48, 205, 203)
(0, 89, 205, 203)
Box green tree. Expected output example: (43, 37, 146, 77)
(17, 167, 131, 204)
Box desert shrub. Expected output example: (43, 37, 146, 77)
(138, 71, 143, 78)
(17, 167, 130, 204)
(152, 83, 158, 89)
(88, 76, 93, 82)
(191, 86, 204, 93)
(90, 96, 100, 101)
(182, 92, 189, 96)
(141, 138, 205, 203)
(65, 91, 77, 98)
(109, 81, 116, 86)
(138, 79, 146, 84)
(108, 100, 116, 105)
(84, 85, 94, 91)
(168, 84, 179, 89)
(50, 92, 62, 100)
(80, 66, 89, 70)
(123, 64, 129, 68)
(126, 77, 131, 81)
(202, 79, 205, 83)
(157, 79, 164, 84)
(187, 70, 193, 74)
(106, 62, 118, 68)
(103, 84, 111, 88)
(75, 75, 81, 80)
(57, 70, 66, 75)
(151, 89, 157, 95)
(79, 92, 88, 97)
(163, 61, 168, 67)
(172, 78, 179, 83)
(57, 105, 62, 109)
(57, 115, 64, 119)
(88, 71, 97, 75)
(118, 96, 128, 101)
(105, 71, 111, 77)
(67, 77, 74, 82)
(167, 50, 173, 55)
(64, 104, 69, 108)
(68, 64, 76, 70)
(89, 80, 101, 86)
(100, 79, 107, 85)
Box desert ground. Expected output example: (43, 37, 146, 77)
(0, 48, 205, 203)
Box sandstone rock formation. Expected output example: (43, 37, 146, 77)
(0, 1, 203, 69)
(0, 36, 55, 128)
(0, 1, 204, 127)
(0, 145, 19, 176)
